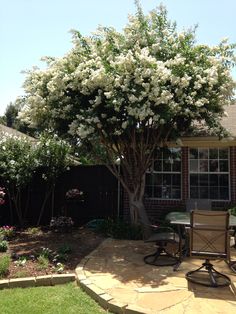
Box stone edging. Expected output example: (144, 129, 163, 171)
(0, 273, 76, 289)
(75, 239, 144, 314)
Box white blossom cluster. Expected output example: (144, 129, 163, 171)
(19, 6, 236, 141)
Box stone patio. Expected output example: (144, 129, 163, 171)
(76, 238, 236, 314)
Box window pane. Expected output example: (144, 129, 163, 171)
(163, 149, 171, 159)
(199, 174, 208, 186)
(146, 147, 182, 199)
(145, 186, 153, 198)
(219, 148, 228, 159)
(188, 147, 229, 201)
(210, 187, 219, 199)
(219, 160, 228, 172)
(219, 174, 228, 186)
(153, 174, 162, 185)
(162, 186, 171, 199)
(199, 160, 208, 172)
(209, 160, 219, 172)
(172, 188, 181, 199)
(163, 160, 171, 172)
(209, 174, 218, 186)
(172, 160, 181, 172)
(190, 174, 198, 186)
(189, 148, 198, 159)
(172, 174, 181, 186)
(190, 160, 198, 172)
(153, 186, 162, 198)
(190, 187, 199, 198)
(199, 148, 208, 159)
(219, 187, 229, 200)
(209, 148, 218, 159)
(146, 174, 152, 185)
(163, 174, 171, 185)
(171, 148, 181, 160)
(199, 187, 209, 198)
(153, 160, 162, 171)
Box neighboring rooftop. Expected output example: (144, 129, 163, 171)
(221, 104, 236, 137)
(0, 124, 36, 142)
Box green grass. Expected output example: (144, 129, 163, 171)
(0, 283, 108, 314)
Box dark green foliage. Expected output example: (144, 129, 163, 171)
(96, 218, 142, 240)
(229, 207, 236, 216)
(0, 240, 8, 252)
(57, 244, 72, 255)
(0, 254, 11, 278)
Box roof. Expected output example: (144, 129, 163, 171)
(220, 104, 236, 137)
(0, 124, 36, 142)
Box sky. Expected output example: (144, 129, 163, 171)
(0, 0, 236, 115)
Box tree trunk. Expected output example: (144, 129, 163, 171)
(129, 195, 150, 225)
(37, 186, 52, 226)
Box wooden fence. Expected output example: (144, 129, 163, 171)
(0, 165, 119, 226)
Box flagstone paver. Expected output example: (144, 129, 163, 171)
(76, 238, 236, 314)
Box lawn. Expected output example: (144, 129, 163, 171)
(0, 282, 108, 314)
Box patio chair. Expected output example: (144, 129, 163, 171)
(143, 222, 182, 267)
(185, 210, 231, 287)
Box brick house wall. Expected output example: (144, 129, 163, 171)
(122, 145, 236, 222)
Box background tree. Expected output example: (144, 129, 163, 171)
(35, 132, 71, 225)
(5, 102, 18, 128)
(0, 134, 37, 225)
(19, 4, 236, 224)
(2, 97, 36, 136)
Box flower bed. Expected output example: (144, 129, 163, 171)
(0, 226, 104, 279)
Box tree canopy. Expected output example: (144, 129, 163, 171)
(19, 4, 236, 223)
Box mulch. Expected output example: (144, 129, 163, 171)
(1, 227, 105, 279)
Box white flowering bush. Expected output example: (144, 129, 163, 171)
(0, 132, 71, 226)
(34, 132, 71, 225)
(19, 4, 236, 224)
(0, 187, 5, 206)
(0, 133, 37, 225)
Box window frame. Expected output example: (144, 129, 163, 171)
(146, 147, 182, 200)
(188, 147, 230, 201)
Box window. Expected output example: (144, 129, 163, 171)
(189, 148, 229, 200)
(146, 148, 181, 199)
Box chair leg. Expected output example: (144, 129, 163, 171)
(186, 260, 231, 287)
(144, 246, 179, 266)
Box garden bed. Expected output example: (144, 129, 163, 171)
(0, 226, 105, 279)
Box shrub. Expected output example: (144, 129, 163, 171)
(0, 187, 5, 206)
(53, 253, 68, 263)
(57, 244, 72, 255)
(39, 247, 53, 260)
(53, 262, 64, 274)
(0, 254, 11, 278)
(26, 227, 42, 235)
(50, 217, 74, 233)
(96, 218, 142, 240)
(229, 207, 236, 216)
(12, 270, 29, 278)
(14, 256, 27, 267)
(0, 240, 8, 252)
(37, 256, 49, 270)
(0, 226, 15, 240)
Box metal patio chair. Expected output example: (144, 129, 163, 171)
(185, 210, 231, 287)
(143, 222, 182, 267)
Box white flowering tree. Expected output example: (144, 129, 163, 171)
(35, 133, 71, 225)
(0, 133, 37, 225)
(20, 5, 235, 224)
